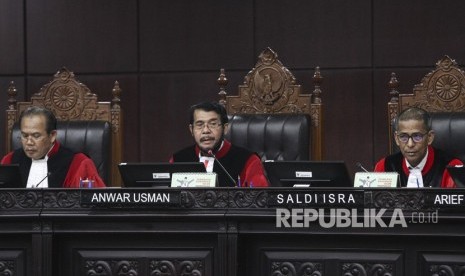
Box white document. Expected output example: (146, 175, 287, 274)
(171, 172, 217, 187)
(354, 172, 398, 188)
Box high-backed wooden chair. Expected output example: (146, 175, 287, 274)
(218, 47, 323, 161)
(387, 56, 465, 161)
(5, 68, 123, 187)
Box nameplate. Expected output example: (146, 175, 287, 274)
(80, 190, 180, 206)
(354, 172, 398, 188)
(267, 191, 364, 207)
(425, 190, 465, 207)
(171, 172, 217, 187)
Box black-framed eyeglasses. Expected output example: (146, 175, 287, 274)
(396, 132, 428, 143)
(192, 121, 223, 130)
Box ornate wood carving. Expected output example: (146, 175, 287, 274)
(180, 190, 229, 208)
(84, 260, 138, 276)
(217, 68, 228, 107)
(81, 258, 205, 276)
(0, 260, 15, 276)
(387, 72, 400, 154)
(342, 263, 393, 276)
(369, 190, 425, 211)
(229, 189, 268, 208)
(0, 191, 42, 209)
(22, 68, 107, 120)
(388, 72, 400, 122)
(271, 261, 323, 276)
(5, 82, 18, 154)
(111, 81, 122, 134)
(150, 260, 204, 276)
(218, 47, 324, 160)
(0, 188, 455, 210)
(227, 47, 309, 114)
(42, 190, 81, 209)
(429, 264, 465, 276)
(401, 56, 465, 112)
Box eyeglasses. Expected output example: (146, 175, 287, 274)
(192, 121, 223, 130)
(396, 132, 428, 143)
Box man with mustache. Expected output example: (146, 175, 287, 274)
(170, 102, 269, 187)
(374, 107, 463, 188)
(1, 106, 105, 188)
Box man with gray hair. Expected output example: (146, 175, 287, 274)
(374, 107, 463, 188)
(1, 106, 105, 188)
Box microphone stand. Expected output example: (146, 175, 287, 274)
(356, 162, 369, 172)
(34, 172, 51, 188)
(208, 150, 237, 186)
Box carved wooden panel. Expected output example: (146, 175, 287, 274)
(74, 249, 212, 276)
(420, 253, 465, 276)
(79, 258, 207, 276)
(264, 250, 402, 276)
(227, 48, 310, 114)
(271, 261, 323, 276)
(0, 250, 25, 276)
(400, 56, 465, 112)
(219, 47, 324, 160)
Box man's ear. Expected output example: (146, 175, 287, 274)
(427, 130, 435, 145)
(223, 123, 230, 135)
(394, 132, 401, 147)
(189, 124, 194, 137)
(50, 130, 58, 144)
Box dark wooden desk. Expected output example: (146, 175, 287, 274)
(0, 188, 464, 276)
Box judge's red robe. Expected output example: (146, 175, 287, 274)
(170, 140, 269, 187)
(1, 141, 106, 188)
(374, 146, 463, 188)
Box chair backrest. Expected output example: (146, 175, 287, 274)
(5, 68, 123, 186)
(218, 47, 324, 161)
(387, 56, 465, 161)
(226, 114, 310, 160)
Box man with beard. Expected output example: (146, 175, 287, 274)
(1, 106, 106, 188)
(170, 102, 269, 187)
(374, 107, 463, 188)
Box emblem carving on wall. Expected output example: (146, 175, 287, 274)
(229, 47, 309, 114)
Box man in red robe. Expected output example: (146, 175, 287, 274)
(1, 106, 105, 188)
(170, 102, 269, 187)
(374, 107, 463, 188)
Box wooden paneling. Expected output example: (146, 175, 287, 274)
(1, 188, 465, 276)
(373, 0, 465, 67)
(320, 70, 373, 174)
(26, 0, 138, 73)
(0, 0, 24, 74)
(261, 249, 403, 275)
(55, 234, 215, 275)
(139, 0, 255, 71)
(255, 0, 372, 68)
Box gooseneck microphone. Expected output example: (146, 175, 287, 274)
(356, 162, 370, 173)
(34, 172, 51, 188)
(207, 150, 237, 186)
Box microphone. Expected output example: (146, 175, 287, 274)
(34, 172, 51, 188)
(207, 150, 237, 186)
(356, 162, 370, 172)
